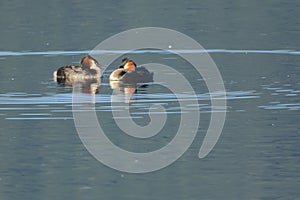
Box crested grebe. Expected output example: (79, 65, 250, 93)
(53, 55, 101, 86)
(109, 58, 153, 84)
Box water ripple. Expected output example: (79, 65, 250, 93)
(259, 81, 299, 110)
(0, 90, 259, 120)
(0, 90, 259, 105)
(259, 103, 300, 111)
(0, 49, 299, 57)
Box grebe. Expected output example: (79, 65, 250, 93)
(53, 55, 101, 86)
(109, 58, 153, 84)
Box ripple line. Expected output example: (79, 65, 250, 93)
(0, 49, 299, 57)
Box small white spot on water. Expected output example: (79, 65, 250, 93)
(6, 117, 73, 120)
(276, 89, 293, 93)
(19, 113, 51, 116)
(270, 101, 280, 104)
(79, 186, 92, 190)
(285, 94, 297, 97)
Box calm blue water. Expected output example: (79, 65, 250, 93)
(0, 1, 300, 200)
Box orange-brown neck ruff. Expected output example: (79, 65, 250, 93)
(81, 57, 93, 69)
(124, 61, 136, 71)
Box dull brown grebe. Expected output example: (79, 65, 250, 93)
(53, 55, 101, 86)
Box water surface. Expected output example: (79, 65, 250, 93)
(0, 1, 299, 200)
